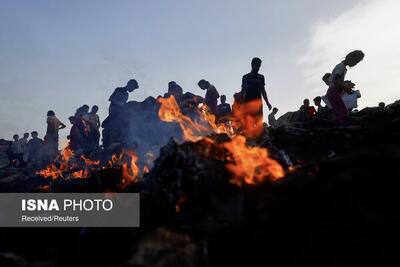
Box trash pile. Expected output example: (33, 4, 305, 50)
(1, 100, 400, 267)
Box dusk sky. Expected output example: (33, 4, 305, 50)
(1, 0, 399, 142)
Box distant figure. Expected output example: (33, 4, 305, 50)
(198, 79, 220, 115)
(10, 134, 24, 167)
(20, 132, 29, 163)
(88, 105, 101, 150)
(301, 99, 317, 120)
(268, 108, 279, 128)
(166, 81, 184, 104)
(75, 104, 90, 117)
(313, 96, 323, 114)
(217, 95, 232, 121)
(44, 110, 66, 157)
(378, 102, 385, 110)
(27, 131, 44, 164)
(68, 116, 87, 152)
(109, 79, 139, 114)
(326, 50, 365, 121)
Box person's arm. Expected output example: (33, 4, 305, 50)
(59, 122, 66, 130)
(215, 88, 220, 99)
(261, 87, 272, 110)
(241, 76, 247, 99)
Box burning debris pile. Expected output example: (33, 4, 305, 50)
(1, 99, 400, 266)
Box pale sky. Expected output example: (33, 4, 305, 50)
(0, 0, 398, 141)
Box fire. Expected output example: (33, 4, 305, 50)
(108, 153, 123, 167)
(231, 99, 264, 139)
(37, 163, 62, 179)
(158, 96, 233, 142)
(224, 135, 285, 186)
(71, 170, 85, 179)
(121, 150, 139, 188)
(37, 146, 76, 179)
(158, 96, 285, 186)
(37, 146, 100, 179)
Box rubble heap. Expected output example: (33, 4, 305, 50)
(1, 100, 400, 267)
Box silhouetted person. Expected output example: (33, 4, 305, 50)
(198, 79, 220, 115)
(217, 95, 232, 120)
(379, 102, 385, 110)
(10, 134, 24, 167)
(109, 79, 139, 114)
(75, 104, 89, 117)
(322, 73, 331, 86)
(44, 110, 66, 158)
(242, 57, 272, 110)
(166, 81, 184, 104)
(313, 96, 323, 113)
(237, 57, 273, 138)
(326, 50, 365, 122)
(68, 116, 87, 152)
(20, 132, 29, 164)
(301, 99, 316, 120)
(88, 105, 101, 150)
(268, 107, 279, 128)
(27, 131, 43, 164)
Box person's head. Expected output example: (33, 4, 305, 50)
(126, 79, 139, 92)
(81, 105, 90, 114)
(379, 102, 385, 109)
(13, 134, 19, 141)
(221, 95, 226, 104)
(251, 57, 262, 73)
(31, 131, 38, 138)
(303, 99, 310, 106)
(313, 96, 322, 106)
(272, 107, 278, 114)
(91, 105, 99, 114)
(23, 133, 29, 139)
(168, 81, 177, 90)
(69, 116, 77, 124)
(198, 79, 210, 90)
(344, 50, 365, 67)
(47, 110, 55, 117)
(322, 73, 331, 86)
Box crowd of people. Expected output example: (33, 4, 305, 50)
(6, 51, 367, 168)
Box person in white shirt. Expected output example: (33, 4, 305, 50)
(325, 50, 365, 122)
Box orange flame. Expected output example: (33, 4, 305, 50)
(37, 163, 63, 179)
(37, 146, 100, 179)
(121, 150, 139, 188)
(158, 96, 233, 142)
(224, 135, 285, 186)
(158, 96, 285, 186)
(231, 99, 264, 139)
(37, 147, 75, 179)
